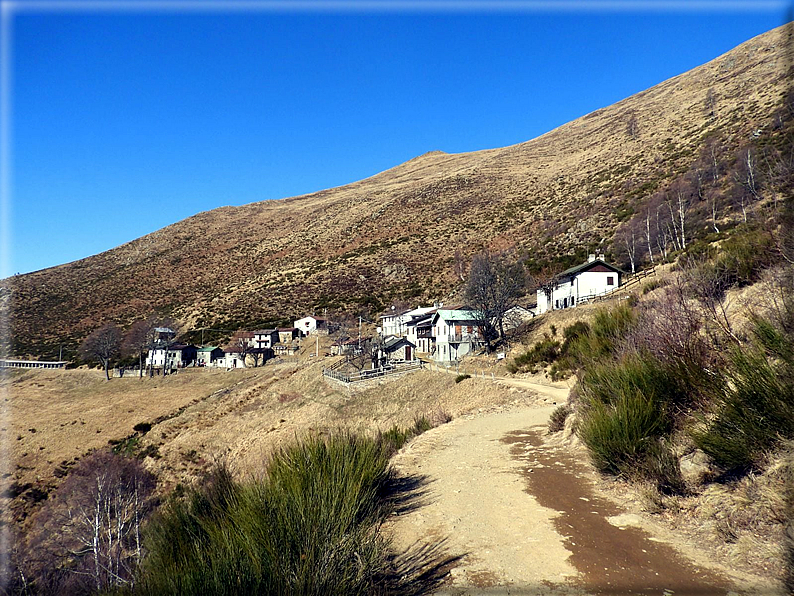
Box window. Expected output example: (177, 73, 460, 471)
(607, 276, 615, 286)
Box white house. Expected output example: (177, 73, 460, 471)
(220, 347, 246, 369)
(536, 254, 624, 315)
(252, 329, 279, 349)
(294, 316, 328, 337)
(431, 308, 483, 364)
(146, 344, 197, 370)
(379, 305, 438, 338)
(278, 327, 300, 344)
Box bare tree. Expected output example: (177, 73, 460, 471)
(23, 451, 156, 594)
(710, 190, 721, 233)
(80, 324, 122, 380)
(464, 250, 526, 351)
(226, 330, 254, 366)
(676, 188, 688, 249)
(644, 211, 655, 265)
(656, 205, 671, 260)
(705, 87, 718, 118)
(532, 269, 558, 311)
(738, 147, 761, 201)
(626, 111, 640, 140)
(664, 186, 688, 251)
(681, 258, 740, 345)
(123, 320, 151, 377)
(123, 317, 178, 378)
(622, 229, 638, 274)
(453, 249, 468, 282)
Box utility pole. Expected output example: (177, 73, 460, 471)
(358, 316, 362, 348)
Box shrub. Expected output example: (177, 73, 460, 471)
(716, 226, 776, 287)
(548, 405, 570, 433)
(133, 422, 152, 434)
(692, 331, 794, 473)
(509, 337, 561, 373)
(642, 278, 668, 295)
(137, 434, 396, 596)
(455, 373, 471, 383)
(379, 425, 410, 454)
(378, 413, 447, 455)
(576, 353, 687, 491)
(412, 414, 433, 435)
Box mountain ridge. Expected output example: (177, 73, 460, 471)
(4, 23, 792, 358)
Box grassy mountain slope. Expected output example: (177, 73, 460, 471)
(4, 23, 792, 358)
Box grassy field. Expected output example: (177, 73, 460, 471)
(2, 352, 539, 531)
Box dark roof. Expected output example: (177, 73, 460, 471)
(406, 312, 435, 326)
(558, 259, 625, 278)
(278, 327, 298, 332)
(383, 336, 415, 351)
(252, 329, 278, 335)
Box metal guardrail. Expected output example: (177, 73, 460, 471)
(322, 361, 423, 384)
(0, 359, 68, 369)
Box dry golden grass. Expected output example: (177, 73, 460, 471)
(3, 352, 541, 529)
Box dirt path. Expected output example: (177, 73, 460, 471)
(387, 392, 755, 595)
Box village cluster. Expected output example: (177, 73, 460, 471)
(141, 254, 624, 372)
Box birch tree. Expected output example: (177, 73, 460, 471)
(623, 229, 637, 274)
(24, 451, 156, 594)
(644, 211, 655, 265)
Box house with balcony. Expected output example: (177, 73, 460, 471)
(536, 254, 625, 315)
(405, 311, 436, 354)
(379, 305, 439, 340)
(431, 308, 483, 364)
(252, 329, 279, 349)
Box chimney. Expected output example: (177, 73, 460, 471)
(588, 254, 596, 263)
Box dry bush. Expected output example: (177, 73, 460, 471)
(18, 450, 157, 595)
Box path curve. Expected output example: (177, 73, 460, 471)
(386, 399, 743, 595)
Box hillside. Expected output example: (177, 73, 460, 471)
(3, 23, 792, 358)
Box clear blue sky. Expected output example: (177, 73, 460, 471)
(3, 1, 791, 276)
